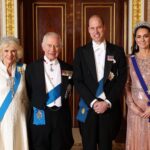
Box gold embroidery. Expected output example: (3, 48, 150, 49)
(81, 108, 85, 114)
(36, 110, 42, 119)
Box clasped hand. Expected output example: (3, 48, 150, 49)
(140, 107, 150, 118)
(93, 101, 109, 114)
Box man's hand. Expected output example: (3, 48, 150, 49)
(93, 101, 109, 114)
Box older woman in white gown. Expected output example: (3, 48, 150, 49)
(0, 36, 29, 150)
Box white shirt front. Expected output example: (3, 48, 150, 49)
(93, 40, 106, 81)
(44, 56, 62, 107)
(90, 40, 111, 108)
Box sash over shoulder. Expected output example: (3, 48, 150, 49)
(131, 55, 150, 102)
(0, 63, 23, 121)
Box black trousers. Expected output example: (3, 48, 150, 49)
(28, 107, 74, 150)
(80, 109, 112, 150)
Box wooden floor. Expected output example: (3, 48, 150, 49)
(71, 128, 125, 150)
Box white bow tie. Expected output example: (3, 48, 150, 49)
(94, 44, 104, 51)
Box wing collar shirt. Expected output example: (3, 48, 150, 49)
(90, 40, 111, 108)
(44, 56, 62, 107)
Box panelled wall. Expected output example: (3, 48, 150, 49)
(145, 0, 150, 22)
(0, 0, 149, 127)
(19, 0, 127, 127)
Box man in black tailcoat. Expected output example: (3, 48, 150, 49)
(73, 15, 127, 150)
(25, 32, 74, 150)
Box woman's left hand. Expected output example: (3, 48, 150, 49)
(141, 107, 150, 118)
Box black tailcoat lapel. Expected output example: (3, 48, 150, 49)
(84, 42, 98, 82)
(38, 58, 46, 93)
(83, 42, 114, 83)
(59, 60, 66, 98)
(103, 42, 114, 83)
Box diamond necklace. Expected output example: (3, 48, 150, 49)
(7, 77, 15, 97)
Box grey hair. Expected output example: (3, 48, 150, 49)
(42, 32, 62, 48)
(0, 36, 23, 61)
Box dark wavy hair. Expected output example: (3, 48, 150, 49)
(132, 24, 150, 55)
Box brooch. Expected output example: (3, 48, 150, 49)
(147, 85, 150, 95)
(17, 66, 24, 74)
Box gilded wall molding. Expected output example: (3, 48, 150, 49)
(6, 0, 14, 35)
(132, 0, 142, 30)
(128, 0, 144, 54)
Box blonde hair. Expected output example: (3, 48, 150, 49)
(0, 36, 23, 61)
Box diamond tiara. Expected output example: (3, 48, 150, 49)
(134, 21, 150, 33)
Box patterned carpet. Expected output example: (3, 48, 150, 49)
(72, 128, 125, 150)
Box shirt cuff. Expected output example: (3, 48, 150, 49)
(98, 92, 112, 108)
(90, 92, 112, 108)
(104, 99, 112, 108)
(98, 92, 106, 100)
(90, 99, 97, 108)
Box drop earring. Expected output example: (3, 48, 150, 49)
(135, 44, 138, 50)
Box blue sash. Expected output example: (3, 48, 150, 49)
(76, 79, 103, 123)
(0, 63, 23, 121)
(33, 83, 61, 125)
(46, 83, 61, 105)
(131, 55, 150, 102)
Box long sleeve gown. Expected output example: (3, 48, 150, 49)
(126, 56, 150, 150)
(0, 61, 29, 150)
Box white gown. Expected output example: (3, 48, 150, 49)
(0, 61, 29, 150)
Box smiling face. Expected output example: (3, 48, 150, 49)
(135, 28, 150, 50)
(1, 44, 17, 67)
(88, 16, 106, 44)
(42, 34, 62, 61)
